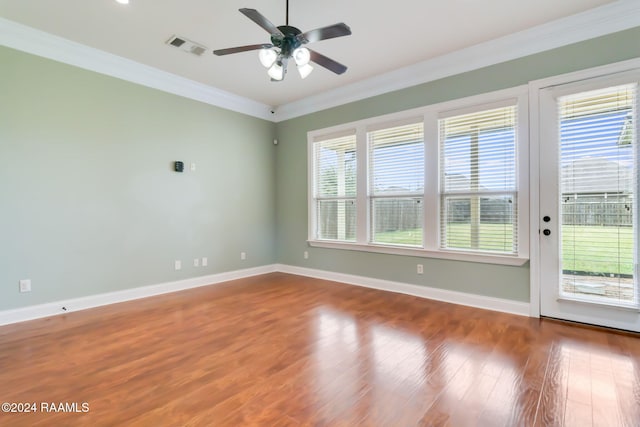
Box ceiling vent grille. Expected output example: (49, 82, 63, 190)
(166, 35, 208, 56)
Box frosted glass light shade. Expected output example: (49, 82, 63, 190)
(292, 47, 311, 66)
(259, 49, 277, 68)
(268, 63, 284, 80)
(297, 63, 313, 79)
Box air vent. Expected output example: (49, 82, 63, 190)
(169, 38, 185, 47)
(166, 35, 208, 57)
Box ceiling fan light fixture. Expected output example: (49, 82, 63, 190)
(292, 47, 311, 66)
(258, 48, 278, 68)
(297, 63, 313, 79)
(267, 62, 285, 81)
(213, 5, 351, 82)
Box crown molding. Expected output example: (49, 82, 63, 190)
(273, 0, 640, 122)
(0, 17, 274, 121)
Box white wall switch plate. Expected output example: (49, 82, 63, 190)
(417, 264, 424, 274)
(240, 252, 246, 260)
(193, 258, 199, 267)
(175, 260, 182, 270)
(202, 257, 208, 267)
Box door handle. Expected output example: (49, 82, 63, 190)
(543, 216, 551, 222)
(543, 229, 551, 236)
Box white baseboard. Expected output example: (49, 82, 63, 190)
(276, 264, 530, 317)
(0, 264, 277, 326)
(0, 263, 529, 326)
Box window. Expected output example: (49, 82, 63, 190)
(558, 83, 637, 303)
(308, 87, 528, 265)
(312, 132, 357, 242)
(439, 103, 518, 254)
(368, 121, 424, 246)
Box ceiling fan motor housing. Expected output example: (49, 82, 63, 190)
(272, 25, 304, 57)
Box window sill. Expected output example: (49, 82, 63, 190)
(307, 240, 529, 266)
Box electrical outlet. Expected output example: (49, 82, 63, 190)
(190, 162, 196, 171)
(202, 257, 208, 267)
(193, 258, 199, 267)
(19, 279, 31, 293)
(240, 252, 246, 260)
(304, 251, 309, 259)
(417, 264, 424, 275)
(175, 260, 182, 271)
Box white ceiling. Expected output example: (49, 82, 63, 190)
(0, 0, 627, 108)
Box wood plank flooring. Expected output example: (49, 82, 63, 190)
(1, 272, 639, 426)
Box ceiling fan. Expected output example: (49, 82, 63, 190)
(213, 0, 352, 81)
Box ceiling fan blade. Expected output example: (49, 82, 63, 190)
(308, 49, 348, 75)
(300, 23, 351, 44)
(239, 8, 284, 37)
(213, 43, 273, 56)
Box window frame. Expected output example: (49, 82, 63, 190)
(307, 86, 529, 266)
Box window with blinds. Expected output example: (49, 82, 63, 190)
(308, 87, 527, 264)
(439, 104, 518, 254)
(313, 133, 357, 241)
(559, 84, 637, 303)
(368, 121, 424, 246)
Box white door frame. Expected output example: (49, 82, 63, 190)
(529, 57, 640, 318)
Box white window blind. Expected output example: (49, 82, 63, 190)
(308, 87, 528, 265)
(313, 133, 357, 241)
(439, 105, 518, 254)
(559, 84, 637, 303)
(368, 122, 424, 246)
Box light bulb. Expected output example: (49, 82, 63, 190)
(115, 0, 129, 4)
(297, 63, 313, 79)
(258, 48, 277, 68)
(267, 62, 284, 81)
(292, 47, 310, 66)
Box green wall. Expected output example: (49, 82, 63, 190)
(0, 46, 276, 310)
(275, 27, 640, 303)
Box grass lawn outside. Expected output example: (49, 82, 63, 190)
(562, 225, 633, 276)
(373, 228, 423, 246)
(374, 224, 635, 276)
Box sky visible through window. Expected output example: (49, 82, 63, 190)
(372, 142, 423, 193)
(561, 110, 633, 169)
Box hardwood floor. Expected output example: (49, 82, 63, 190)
(1, 272, 639, 426)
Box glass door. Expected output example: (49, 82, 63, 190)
(539, 71, 640, 331)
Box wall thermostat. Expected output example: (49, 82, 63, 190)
(174, 161, 184, 172)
